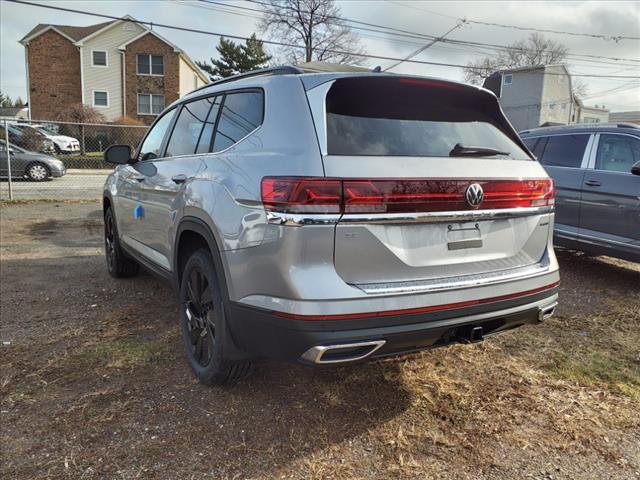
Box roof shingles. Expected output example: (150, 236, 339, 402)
(20, 20, 114, 43)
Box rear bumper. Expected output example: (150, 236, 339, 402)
(227, 286, 559, 364)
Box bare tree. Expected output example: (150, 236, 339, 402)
(258, 0, 366, 65)
(464, 33, 569, 84)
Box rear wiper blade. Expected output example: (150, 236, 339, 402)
(449, 143, 510, 157)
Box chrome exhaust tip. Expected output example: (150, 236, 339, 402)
(300, 340, 386, 364)
(538, 302, 558, 322)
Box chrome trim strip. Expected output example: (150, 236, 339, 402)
(355, 260, 552, 295)
(300, 340, 386, 364)
(266, 211, 341, 226)
(340, 206, 553, 225)
(266, 206, 553, 227)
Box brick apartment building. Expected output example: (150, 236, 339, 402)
(19, 16, 208, 124)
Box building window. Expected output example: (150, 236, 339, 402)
(138, 94, 165, 115)
(93, 90, 109, 108)
(137, 54, 164, 75)
(503, 74, 513, 85)
(92, 50, 107, 67)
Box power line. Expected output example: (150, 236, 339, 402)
(387, 0, 640, 42)
(240, 0, 640, 65)
(202, 0, 640, 70)
(8, 0, 640, 79)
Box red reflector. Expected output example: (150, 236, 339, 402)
(262, 177, 554, 214)
(273, 281, 560, 321)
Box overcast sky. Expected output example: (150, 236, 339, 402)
(1, 0, 639, 111)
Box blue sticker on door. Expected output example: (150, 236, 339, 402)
(133, 204, 144, 219)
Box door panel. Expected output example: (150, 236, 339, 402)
(580, 134, 640, 244)
(533, 134, 592, 236)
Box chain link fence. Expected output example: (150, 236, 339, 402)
(1, 119, 148, 200)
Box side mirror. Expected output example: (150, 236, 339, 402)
(104, 144, 132, 165)
(632, 161, 640, 176)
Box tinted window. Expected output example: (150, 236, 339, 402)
(538, 134, 589, 168)
(325, 78, 529, 159)
(523, 137, 547, 160)
(595, 134, 640, 173)
(137, 109, 176, 161)
(166, 97, 216, 157)
(196, 97, 222, 154)
(213, 91, 263, 152)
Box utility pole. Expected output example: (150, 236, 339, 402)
(383, 20, 466, 72)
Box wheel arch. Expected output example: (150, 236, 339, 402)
(174, 217, 231, 302)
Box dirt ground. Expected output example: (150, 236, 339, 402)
(1, 201, 639, 480)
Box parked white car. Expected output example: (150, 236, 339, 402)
(26, 124, 80, 153)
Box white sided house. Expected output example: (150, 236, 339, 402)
(20, 16, 208, 123)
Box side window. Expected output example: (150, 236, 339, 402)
(212, 91, 263, 153)
(595, 135, 640, 173)
(165, 97, 216, 157)
(538, 134, 589, 168)
(196, 97, 222, 154)
(137, 109, 176, 161)
(522, 137, 538, 155)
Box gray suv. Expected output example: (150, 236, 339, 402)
(521, 124, 640, 263)
(103, 66, 560, 384)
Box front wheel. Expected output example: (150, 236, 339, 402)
(26, 163, 50, 181)
(179, 249, 251, 385)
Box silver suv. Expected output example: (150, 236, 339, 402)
(103, 66, 560, 384)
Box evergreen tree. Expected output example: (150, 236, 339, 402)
(197, 34, 271, 81)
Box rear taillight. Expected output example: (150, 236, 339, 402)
(261, 177, 554, 214)
(261, 177, 342, 213)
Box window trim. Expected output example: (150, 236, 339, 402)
(136, 53, 164, 76)
(587, 132, 640, 173)
(135, 107, 178, 163)
(523, 133, 594, 170)
(137, 93, 165, 116)
(92, 90, 109, 108)
(91, 49, 108, 68)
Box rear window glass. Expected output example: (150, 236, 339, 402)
(538, 134, 589, 168)
(325, 77, 529, 159)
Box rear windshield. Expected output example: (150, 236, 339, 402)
(325, 77, 529, 159)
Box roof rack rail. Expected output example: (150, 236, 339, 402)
(190, 65, 304, 94)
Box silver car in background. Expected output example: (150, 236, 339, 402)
(102, 66, 559, 384)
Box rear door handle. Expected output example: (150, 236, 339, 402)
(585, 180, 601, 187)
(171, 174, 188, 184)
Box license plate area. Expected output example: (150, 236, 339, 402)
(447, 223, 482, 250)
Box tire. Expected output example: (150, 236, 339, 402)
(26, 162, 50, 181)
(104, 207, 139, 278)
(179, 248, 252, 385)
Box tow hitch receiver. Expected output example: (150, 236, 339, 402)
(456, 325, 484, 344)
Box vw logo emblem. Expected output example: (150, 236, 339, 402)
(465, 183, 484, 208)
